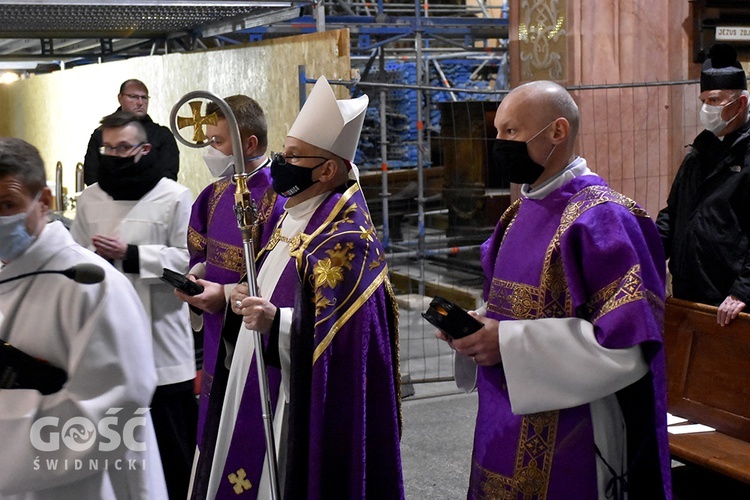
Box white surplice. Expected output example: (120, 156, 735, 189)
(0, 221, 167, 499)
(70, 179, 195, 386)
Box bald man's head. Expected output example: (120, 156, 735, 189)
(493, 80, 579, 186)
(511, 81, 580, 140)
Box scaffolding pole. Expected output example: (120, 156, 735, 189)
(386, 244, 482, 260)
(414, 1, 425, 297)
(378, 45, 391, 248)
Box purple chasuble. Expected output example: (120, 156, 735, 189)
(192, 183, 403, 500)
(473, 175, 671, 499)
(187, 166, 283, 447)
(281, 183, 404, 499)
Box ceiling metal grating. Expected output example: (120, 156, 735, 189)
(0, 4, 292, 37)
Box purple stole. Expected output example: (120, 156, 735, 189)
(211, 257, 296, 499)
(187, 168, 282, 447)
(474, 176, 671, 499)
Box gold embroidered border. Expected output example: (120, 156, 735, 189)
(312, 266, 388, 365)
(472, 411, 558, 499)
(499, 199, 522, 244)
(488, 187, 650, 322)
(310, 228, 374, 326)
(188, 226, 206, 255)
(208, 178, 231, 225)
(207, 238, 245, 273)
(384, 277, 403, 434)
(583, 264, 642, 322)
(294, 183, 359, 267)
(558, 186, 649, 237)
(487, 278, 541, 319)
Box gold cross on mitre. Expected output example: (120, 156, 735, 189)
(176, 100, 218, 144)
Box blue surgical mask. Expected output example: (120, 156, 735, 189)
(0, 191, 41, 262)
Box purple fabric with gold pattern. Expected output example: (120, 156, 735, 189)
(187, 166, 283, 447)
(473, 175, 671, 499)
(282, 183, 404, 499)
(193, 182, 403, 500)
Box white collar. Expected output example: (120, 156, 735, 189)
(284, 191, 329, 220)
(521, 157, 595, 200)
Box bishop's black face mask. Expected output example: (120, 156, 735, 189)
(270, 155, 327, 198)
(492, 121, 556, 185)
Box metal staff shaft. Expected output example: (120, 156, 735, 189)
(234, 173, 281, 500)
(170, 91, 280, 499)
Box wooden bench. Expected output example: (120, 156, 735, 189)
(664, 297, 750, 484)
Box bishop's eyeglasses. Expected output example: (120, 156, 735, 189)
(271, 152, 330, 165)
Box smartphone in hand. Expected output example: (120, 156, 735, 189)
(422, 296, 483, 339)
(160, 268, 204, 296)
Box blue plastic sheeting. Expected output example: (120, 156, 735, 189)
(353, 57, 508, 169)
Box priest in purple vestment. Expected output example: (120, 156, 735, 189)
(175, 95, 283, 450)
(436, 81, 672, 499)
(192, 76, 403, 500)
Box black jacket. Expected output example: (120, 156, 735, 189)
(656, 123, 750, 305)
(82, 112, 180, 185)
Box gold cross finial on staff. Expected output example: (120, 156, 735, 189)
(176, 101, 218, 143)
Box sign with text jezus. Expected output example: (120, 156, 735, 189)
(716, 26, 750, 41)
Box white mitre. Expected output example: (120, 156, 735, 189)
(287, 76, 369, 163)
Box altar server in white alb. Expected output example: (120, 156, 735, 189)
(0, 137, 167, 499)
(70, 111, 197, 500)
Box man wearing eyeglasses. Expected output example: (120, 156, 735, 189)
(71, 111, 197, 500)
(82, 79, 180, 186)
(192, 76, 404, 499)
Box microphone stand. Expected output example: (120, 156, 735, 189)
(170, 92, 280, 500)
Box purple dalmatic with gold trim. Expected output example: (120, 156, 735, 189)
(473, 175, 671, 499)
(187, 165, 282, 447)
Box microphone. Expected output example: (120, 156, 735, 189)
(0, 263, 105, 286)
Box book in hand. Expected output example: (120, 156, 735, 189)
(0, 341, 68, 395)
(160, 268, 204, 296)
(422, 296, 483, 339)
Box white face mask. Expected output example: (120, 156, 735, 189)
(700, 98, 739, 136)
(202, 145, 234, 178)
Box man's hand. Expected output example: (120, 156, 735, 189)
(434, 312, 502, 366)
(229, 283, 250, 315)
(174, 277, 227, 314)
(717, 295, 746, 326)
(91, 234, 127, 260)
(237, 296, 277, 335)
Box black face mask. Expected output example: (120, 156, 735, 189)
(492, 121, 557, 185)
(270, 157, 326, 198)
(98, 152, 161, 201)
(99, 154, 137, 174)
(492, 139, 546, 185)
